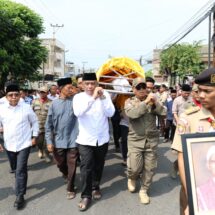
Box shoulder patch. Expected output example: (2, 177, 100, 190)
(177, 118, 189, 135)
(184, 106, 200, 115)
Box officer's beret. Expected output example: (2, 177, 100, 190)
(6, 84, 20, 94)
(83, 73, 97, 81)
(57, 77, 72, 87)
(181, 84, 191, 92)
(195, 68, 215, 86)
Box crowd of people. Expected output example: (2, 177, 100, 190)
(0, 68, 215, 214)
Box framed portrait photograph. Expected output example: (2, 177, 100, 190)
(182, 132, 215, 215)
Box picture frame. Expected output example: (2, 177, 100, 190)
(182, 132, 215, 215)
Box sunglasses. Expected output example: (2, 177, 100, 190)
(7, 93, 20, 97)
(135, 83, 146, 90)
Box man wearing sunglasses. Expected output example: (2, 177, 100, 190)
(0, 83, 39, 210)
(125, 77, 166, 205)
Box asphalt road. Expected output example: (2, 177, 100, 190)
(0, 140, 180, 215)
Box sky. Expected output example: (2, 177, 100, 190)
(13, 0, 214, 71)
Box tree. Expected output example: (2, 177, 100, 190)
(160, 42, 205, 85)
(0, 0, 47, 89)
(145, 69, 153, 78)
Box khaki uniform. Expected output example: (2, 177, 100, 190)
(171, 107, 215, 215)
(159, 91, 168, 105)
(172, 96, 193, 125)
(171, 107, 214, 152)
(158, 91, 168, 136)
(125, 96, 166, 190)
(32, 98, 52, 151)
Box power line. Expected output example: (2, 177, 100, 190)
(167, 6, 215, 49)
(37, 0, 64, 24)
(160, 0, 214, 47)
(160, 0, 215, 49)
(141, 0, 215, 60)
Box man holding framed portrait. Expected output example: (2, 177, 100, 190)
(171, 68, 215, 215)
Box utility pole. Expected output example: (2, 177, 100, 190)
(42, 61, 45, 85)
(64, 50, 69, 74)
(82, 61, 87, 73)
(50, 24, 64, 76)
(210, 3, 215, 68)
(208, 13, 211, 68)
(139, 56, 143, 66)
(213, 9, 215, 68)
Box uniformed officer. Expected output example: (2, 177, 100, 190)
(170, 84, 197, 179)
(32, 86, 52, 162)
(191, 83, 202, 108)
(172, 67, 215, 215)
(125, 77, 166, 204)
(172, 84, 192, 126)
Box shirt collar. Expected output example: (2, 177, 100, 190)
(199, 108, 214, 120)
(181, 96, 192, 102)
(6, 100, 22, 108)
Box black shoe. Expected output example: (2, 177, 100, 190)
(115, 147, 120, 153)
(14, 195, 25, 209)
(163, 139, 169, 143)
(10, 169, 15, 174)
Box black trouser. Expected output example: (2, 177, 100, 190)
(111, 106, 121, 149)
(120, 125, 128, 160)
(53, 148, 78, 192)
(164, 119, 176, 141)
(6, 150, 16, 172)
(78, 143, 108, 199)
(6, 147, 31, 196)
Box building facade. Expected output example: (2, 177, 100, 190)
(40, 38, 65, 79)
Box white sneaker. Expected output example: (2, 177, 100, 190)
(127, 179, 136, 193)
(38, 150, 43, 159)
(139, 190, 150, 204)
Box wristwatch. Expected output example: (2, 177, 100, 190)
(100, 95, 106, 100)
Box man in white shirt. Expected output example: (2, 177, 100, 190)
(47, 84, 59, 101)
(0, 84, 39, 210)
(73, 73, 115, 211)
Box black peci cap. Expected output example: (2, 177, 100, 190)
(6, 84, 20, 94)
(57, 77, 72, 87)
(195, 68, 215, 86)
(82, 73, 97, 81)
(181, 84, 191, 92)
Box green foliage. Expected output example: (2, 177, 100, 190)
(145, 69, 153, 78)
(160, 42, 205, 78)
(0, 0, 47, 89)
